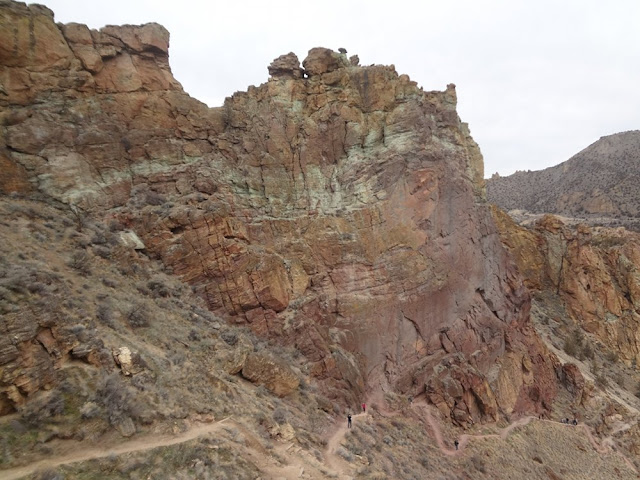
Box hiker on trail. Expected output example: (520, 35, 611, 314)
(362, 403, 366, 413)
(454, 439, 459, 451)
(347, 413, 352, 428)
(572, 419, 578, 426)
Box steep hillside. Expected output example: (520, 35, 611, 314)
(487, 131, 640, 231)
(492, 208, 640, 464)
(1, 195, 639, 479)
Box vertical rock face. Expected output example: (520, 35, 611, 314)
(0, 2, 556, 421)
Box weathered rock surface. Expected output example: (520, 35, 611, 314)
(268, 52, 302, 78)
(0, 1, 559, 422)
(493, 208, 640, 365)
(241, 353, 299, 397)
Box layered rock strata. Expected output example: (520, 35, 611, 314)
(1, 2, 557, 422)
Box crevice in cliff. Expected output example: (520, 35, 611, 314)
(555, 242, 568, 295)
(401, 309, 427, 347)
(341, 121, 349, 158)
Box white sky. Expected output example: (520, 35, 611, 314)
(39, 0, 640, 177)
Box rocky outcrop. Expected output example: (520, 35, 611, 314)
(268, 53, 302, 79)
(492, 208, 640, 366)
(0, 1, 559, 421)
(241, 353, 299, 397)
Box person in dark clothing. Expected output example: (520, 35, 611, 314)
(347, 414, 352, 428)
(454, 439, 459, 451)
(572, 419, 578, 425)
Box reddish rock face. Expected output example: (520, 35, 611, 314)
(0, 2, 558, 422)
(493, 209, 640, 367)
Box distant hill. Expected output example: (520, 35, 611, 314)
(487, 131, 640, 229)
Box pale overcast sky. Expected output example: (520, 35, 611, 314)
(39, 0, 639, 177)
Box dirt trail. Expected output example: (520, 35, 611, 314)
(323, 412, 367, 478)
(417, 403, 529, 455)
(416, 401, 637, 474)
(4, 398, 637, 479)
(0, 417, 232, 480)
(1, 410, 361, 480)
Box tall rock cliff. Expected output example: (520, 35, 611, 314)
(1, 1, 557, 422)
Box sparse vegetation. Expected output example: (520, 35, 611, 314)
(487, 132, 640, 233)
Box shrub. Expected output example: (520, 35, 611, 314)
(34, 469, 64, 480)
(68, 251, 91, 276)
(125, 303, 150, 328)
(470, 455, 487, 473)
(96, 302, 117, 329)
(93, 245, 112, 259)
(96, 373, 143, 426)
(582, 342, 594, 360)
(596, 374, 609, 389)
(148, 278, 171, 298)
(90, 230, 107, 245)
(336, 447, 353, 462)
(102, 278, 117, 288)
(21, 391, 65, 427)
(563, 327, 584, 357)
(605, 351, 619, 363)
(221, 330, 238, 346)
(272, 408, 288, 425)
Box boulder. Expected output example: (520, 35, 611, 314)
(241, 353, 299, 397)
(302, 47, 348, 76)
(268, 52, 302, 78)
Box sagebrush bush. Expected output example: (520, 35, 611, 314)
(68, 251, 91, 276)
(272, 407, 288, 425)
(20, 391, 65, 427)
(125, 303, 150, 328)
(96, 302, 117, 329)
(96, 373, 144, 426)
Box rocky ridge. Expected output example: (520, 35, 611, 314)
(486, 131, 640, 231)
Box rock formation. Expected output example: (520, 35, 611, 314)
(492, 207, 640, 366)
(0, 0, 558, 423)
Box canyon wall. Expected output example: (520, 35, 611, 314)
(492, 208, 640, 366)
(0, 1, 557, 422)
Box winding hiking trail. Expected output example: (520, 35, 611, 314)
(418, 403, 534, 456)
(0, 412, 361, 480)
(414, 400, 637, 474)
(0, 417, 233, 480)
(2, 399, 637, 479)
